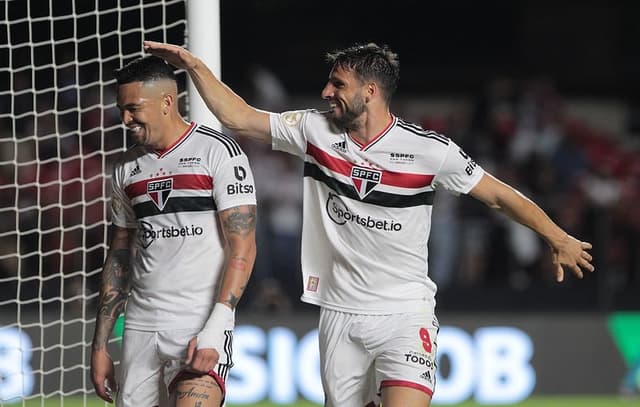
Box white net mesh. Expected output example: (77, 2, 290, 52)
(0, 0, 187, 403)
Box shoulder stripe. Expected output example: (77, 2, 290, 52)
(196, 125, 242, 157)
(396, 120, 449, 146)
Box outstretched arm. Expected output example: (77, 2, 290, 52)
(91, 225, 134, 402)
(185, 204, 257, 373)
(143, 41, 272, 143)
(469, 173, 594, 282)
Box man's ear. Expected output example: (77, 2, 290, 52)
(365, 82, 377, 103)
(162, 93, 175, 114)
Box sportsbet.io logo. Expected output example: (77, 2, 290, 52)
(325, 192, 402, 232)
(138, 220, 204, 248)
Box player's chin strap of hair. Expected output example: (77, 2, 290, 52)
(197, 303, 235, 349)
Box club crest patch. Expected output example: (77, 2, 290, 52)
(351, 166, 382, 199)
(147, 178, 173, 210)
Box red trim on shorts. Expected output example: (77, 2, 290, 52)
(380, 380, 434, 397)
(168, 369, 226, 403)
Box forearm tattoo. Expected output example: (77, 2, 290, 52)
(222, 206, 256, 236)
(93, 248, 130, 349)
(226, 292, 241, 308)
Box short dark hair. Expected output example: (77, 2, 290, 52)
(114, 55, 176, 85)
(326, 43, 400, 103)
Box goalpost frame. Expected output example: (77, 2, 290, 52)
(186, 0, 222, 130)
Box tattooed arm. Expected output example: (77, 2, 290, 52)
(216, 204, 258, 309)
(90, 225, 135, 402)
(185, 204, 257, 373)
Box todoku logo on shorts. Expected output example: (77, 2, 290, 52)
(147, 178, 173, 210)
(351, 166, 381, 199)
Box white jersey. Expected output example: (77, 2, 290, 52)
(110, 122, 256, 331)
(270, 110, 484, 314)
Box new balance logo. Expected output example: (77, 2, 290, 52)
(331, 141, 347, 153)
(129, 164, 141, 177)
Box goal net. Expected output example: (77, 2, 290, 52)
(0, 0, 187, 403)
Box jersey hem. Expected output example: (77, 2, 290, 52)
(300, 295, 435, 315)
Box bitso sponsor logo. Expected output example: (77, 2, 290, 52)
(234, 166, 247, 181)
(350, 166, 381, 199)
(147, 178, 173, 210)
(228, 165, 253, 194)
(325, 193, 402, 232)
(227, 183, 254, 195)
(139, 220, 204, 248)
(458, 148, 478, 176)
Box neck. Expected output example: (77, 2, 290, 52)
(154, 117, 191, 151)
(349, 110, 392, 145)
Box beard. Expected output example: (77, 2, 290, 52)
(330, 94, 366, 131)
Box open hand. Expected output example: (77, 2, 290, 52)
(551, 235, 594, 282)
(143, 41, 198, 70)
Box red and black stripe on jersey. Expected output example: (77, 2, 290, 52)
(305, 142, 435, 208)
(124, 173, 216, 219)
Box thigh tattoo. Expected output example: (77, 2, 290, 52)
(174, 376, 221, 407)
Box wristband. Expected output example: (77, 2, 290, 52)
(197, 303, 235, 350)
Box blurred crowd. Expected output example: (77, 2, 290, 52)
(1, 69, 638, 314)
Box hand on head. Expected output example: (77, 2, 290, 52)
(143, 41, 198, 70)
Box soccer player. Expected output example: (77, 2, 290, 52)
(144, 41, 595, 407)
(90, 56, 257, 407)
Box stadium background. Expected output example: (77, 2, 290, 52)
(1, 0, 639, 405)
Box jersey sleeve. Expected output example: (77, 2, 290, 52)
(432, 140, 485, 194)
(269, 110, 311, 159)
(212, 153, 257, 212)
(110, 161, 137, 228)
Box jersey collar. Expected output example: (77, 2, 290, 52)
(348, 114, 396, 152)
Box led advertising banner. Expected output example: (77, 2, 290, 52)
(0, 312, 636, 404)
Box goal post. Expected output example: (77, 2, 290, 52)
(0, 0, 219, 404)
(186, 0, 222, 129)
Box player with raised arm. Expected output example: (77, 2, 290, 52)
(90, 55, 257, 407)
(144, 41, 594, 407)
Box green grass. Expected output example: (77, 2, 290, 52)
(3, 395, 638, 407)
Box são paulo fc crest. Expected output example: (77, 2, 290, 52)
(351, 166, 381, 199)
(147, 178, 173, 210)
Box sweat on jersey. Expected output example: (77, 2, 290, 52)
(110, 122, 256, 331)
(270, 110, 484, 314)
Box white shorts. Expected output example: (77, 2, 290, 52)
(117, 327, 234, 407)
(319, 307, 439, 407)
